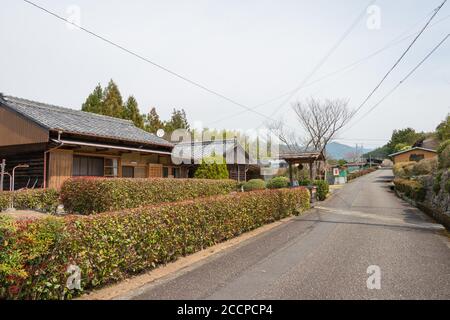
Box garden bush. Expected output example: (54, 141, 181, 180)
(438, 139, 450, 169)
(0, 189, 59, 213)
(433, 172, 442, 194)
(298, 179, 312, 186)
(60, 178, 237, 215)
(393, 178, 426, 202)
(313, 180, 329, 201)
(266, 176, 290, 189)
(393, 162, 415, 178)
(0, 188, 310, 299)
(347, 167, 377, 181)
(194, 156, 229, 179)
(242, 179, 266, 192)
(412, 158, 438, 176)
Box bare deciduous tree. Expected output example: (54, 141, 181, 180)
(268, 97, 354, 154)
(292, 97, 354, 152)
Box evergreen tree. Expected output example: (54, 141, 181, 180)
(194, 155, 229, 179)
(123, 96, 144, 128)
(164, 108, 190, 133)
(145, 107, 165, 133)
(82, 84, 103, 114)
(102, 79, 124, 118)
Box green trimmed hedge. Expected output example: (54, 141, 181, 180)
(0, 189, 59, 213)
(393, 178, 425, 202)
(347, 167, 377, 181)
(266, 176, 290, 189)
(0, 188, 310, 299)
(242, 179, 266, 191)
(60, 178, 237, 215)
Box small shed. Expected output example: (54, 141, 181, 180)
(388, 147, 437, 164)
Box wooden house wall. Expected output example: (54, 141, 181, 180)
(0, 106, 48, 147)
(48, 149, 73, 190)
(393, 150, 437, 164)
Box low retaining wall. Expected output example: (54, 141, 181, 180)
(395, 169, 450, 230)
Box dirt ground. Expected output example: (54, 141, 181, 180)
(1, 209, 51, 220)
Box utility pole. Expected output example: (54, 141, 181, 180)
(0, 159, 5, 192)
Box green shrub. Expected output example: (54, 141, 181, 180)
(0, 194, 9, 211)
(433, 172, 442, 194)
(314, 180, 329, 201)
(298, 179, 312, 186)
(60, 178, 237, 215)
(438, 140, 450, 168)
(0, 188, 310, 299)
(194, 157, 229, 179)
(0, 189, 59, 213)
(393, 178, 426, 201)
(267, 176, 290, 189)
(412, 158, 438, 176)
(393, 162, 415, 178)
(242, 179, 266, 192)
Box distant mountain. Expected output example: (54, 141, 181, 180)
(326, 142, 372, 160)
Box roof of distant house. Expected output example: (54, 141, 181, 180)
(0, 95, 172, 147)
(172, 139, 252, 164)
(388, 147, 437, 157)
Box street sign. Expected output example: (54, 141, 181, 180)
(333, 168, 340, 176)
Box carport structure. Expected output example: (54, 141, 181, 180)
(278, 150, 326, 186)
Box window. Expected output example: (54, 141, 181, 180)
(73, 156, 104, 177)
(104, 158, 118, 177)
(122, 166, 134, 178)
(409, 154, 424, 162)
(163, 166, 180, 178)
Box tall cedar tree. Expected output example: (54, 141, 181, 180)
(102, 80, 124, 118)
(164, 109, 190, 133)
(123, 96, 145, 128)
(82, 84, 103, 114)
(145, 107, 165, 133)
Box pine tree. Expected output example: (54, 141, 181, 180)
(164, 108, 190, 133)
(82, 84, 103, 114)
(145, 107, 165, 133)
(123, 96, 144, 128)
(102, 79, 124, 118)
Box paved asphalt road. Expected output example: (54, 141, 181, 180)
(123, 169, 450, 300)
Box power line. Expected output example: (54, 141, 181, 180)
(207, 10, 450, 127)
(352, 0, 447, 117)
(345, 33, 450, 132)
(255, 0, 377, 129)
(22, 0, 276, 123)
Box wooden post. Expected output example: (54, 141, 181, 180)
(309, 161, 313, 181)
(289, 162, 293, 187)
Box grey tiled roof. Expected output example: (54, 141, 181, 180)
(1, 95, 173, 147)
(172, 139, 253, 164)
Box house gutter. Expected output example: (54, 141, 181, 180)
(43, 131, 64, 189)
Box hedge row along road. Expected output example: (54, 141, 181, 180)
(0, 188, 310, 299)
(120, 168, 450, 300)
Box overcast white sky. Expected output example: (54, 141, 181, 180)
(1, 0, 449, 148)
